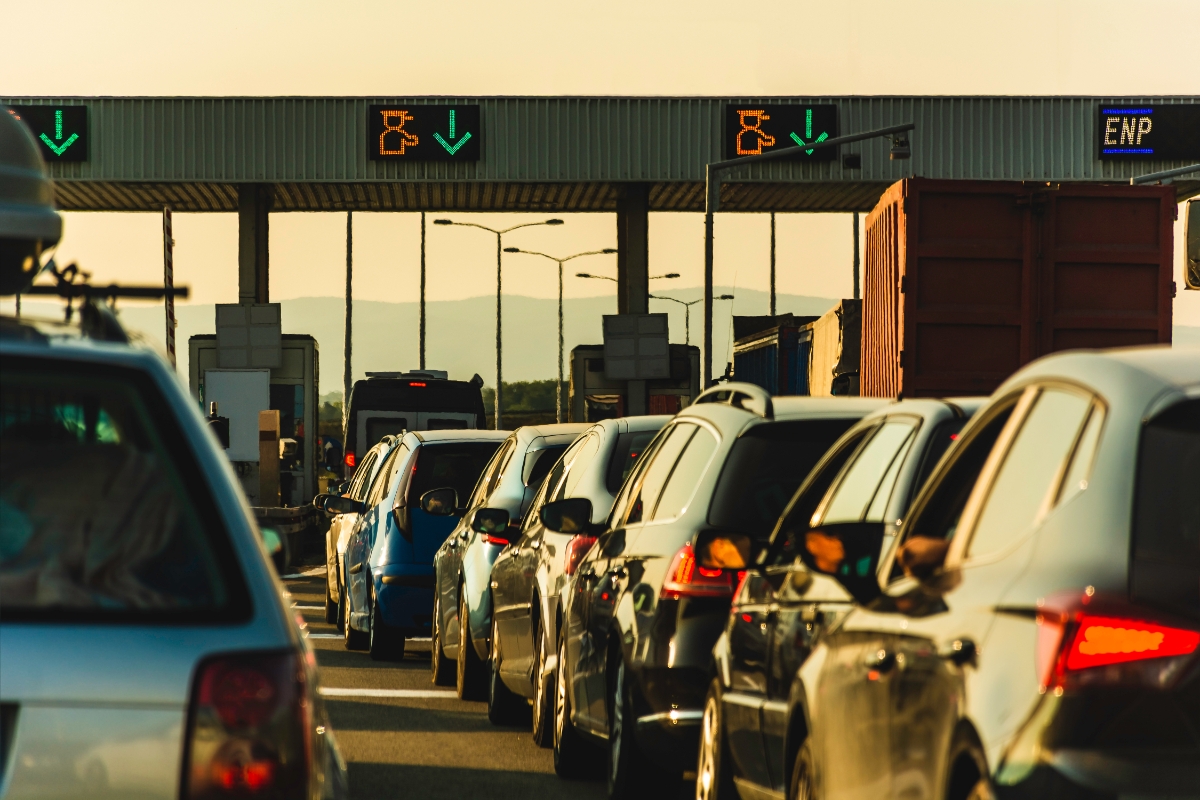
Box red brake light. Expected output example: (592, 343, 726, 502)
(483, 534, 509, 546)
(1065, 615, 1199, 671)
(409, 381, 426, 387)
(186, 651, 310, 798)
(344, 451, 356, 468)
(563, 535, 597, 576)
(660, 542, 745, 600)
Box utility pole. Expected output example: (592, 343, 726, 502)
(852, 212, 861, 300)
(343, 211, 353, 433)
(419, 212, 426, 370)
(769, 212, 776, 316)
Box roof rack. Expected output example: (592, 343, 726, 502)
(693, 381, 774, 419)
(366, 370, 449, 380)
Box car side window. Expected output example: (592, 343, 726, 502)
(1057, 402, 1105, 507)
(350, 452, 378, 501)
(560, 433, 602, 499)
(650, 426, 718, 522)
(966, 387, 1094, 559)
(623, 423, 696, 526)
(816, 418, 918, 526)
(522, 473, 555, 533)
(607, 428, 669, 528)
(365, 447, 402, 508)
(470, 439, 512, 507)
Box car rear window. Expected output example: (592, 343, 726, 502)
(523, 445, 568, 489)
(407, 442, 502, 506)
(605, 429, 660, 494)
(709, 418, 858, 538)
(1131, 399, 1200, 618)
(0, 360, 248, 622)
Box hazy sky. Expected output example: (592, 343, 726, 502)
(3, 0, 1198, 361)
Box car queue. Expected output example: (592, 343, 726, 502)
(318, 344, 1199, 800)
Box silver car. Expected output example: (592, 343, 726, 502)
(0, 318, 348, 800)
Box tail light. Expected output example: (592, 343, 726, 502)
(563, 535, 597, 576)
(185, 651, 310, 798)
(482, 534, 510, 546)
(660, 542, 745, 600)
(344, 451, 356, 468)
(1037, 593, 1200, 692)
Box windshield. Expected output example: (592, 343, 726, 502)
(407, 442, 503, 506)
(709, 418, 858, 538)
(0, 360, 247, 621)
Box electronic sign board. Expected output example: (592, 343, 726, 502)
(368, 104, 480, 161)
(8, 105, 88, 162)
(1098, 105, 1200, 160)
(724, 104, 838, 161)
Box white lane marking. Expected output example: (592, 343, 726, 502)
(282, 567, 326, 579)
(319, 688, 457, 699)
(294, 604, 325, 611)
(308, 633, 343, 639)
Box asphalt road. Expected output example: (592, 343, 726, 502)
(283, 569, 612, 800)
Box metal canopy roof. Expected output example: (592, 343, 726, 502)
(6, 96, 1197, 212)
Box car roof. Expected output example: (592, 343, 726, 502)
(856, 396, 988, 425)
(411, 429, 511, 444)
(996, 345, 1200, 397)
(513, 422, 591, 445)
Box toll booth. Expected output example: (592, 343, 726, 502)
(189, 334, 320, 506)
(568, 344, 700, 422)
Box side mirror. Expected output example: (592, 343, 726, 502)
(470, 507, 512, 536)
(539, 498, 596, 534)
(420, 487, 459, 516)
(797, 521, 886, 604)
(324, 495, 366, 515)
(337, 481, 351, 494)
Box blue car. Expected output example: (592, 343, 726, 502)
(336, 430, 508, 660)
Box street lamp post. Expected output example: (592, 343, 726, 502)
(702, 122, 915, 387)
(650, 293, 733, 346)
(504, 246, 619, 422)
(433, 217, 563, 429)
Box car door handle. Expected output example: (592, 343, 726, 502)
(608, 566, 627, 580)
(349, 562, 363, 575)
(938, 638, 978, 666)
(530, 538, 542, 550)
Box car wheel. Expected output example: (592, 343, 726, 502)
(343, 585, 368, 651)
(607, 656, 654, 798)
(697, 680, 738, 800)
(531, 620, 554, 748)
(456, 591, 486, 700)
(335, 569, 346, 633)
(553, 634, 591, 779)
(369, 594, 404, 661)
(430, 591, 454, 686)
(488, 617, 528, 725)
(324, 576, 338, 624)
(788, 741, 815, 800)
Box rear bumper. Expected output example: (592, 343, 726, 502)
(635, 708, 703, 769)
(996, 754, 1200, 800)
(375, 566, 435, 636)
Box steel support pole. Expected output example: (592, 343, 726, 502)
(557, 260, 564, 424)
(420, 212, 426, 370)
(162, 206, 176, 368)
(343, 211, 353, 433)
(853, 212, 861, 300)
(769, 212, 776, 317)
(495, 232, 503, 430)
(703, 165, 716, 388)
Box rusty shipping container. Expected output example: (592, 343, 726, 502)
(861, 179, 1176, 398)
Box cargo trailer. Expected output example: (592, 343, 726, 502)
(861, 179, 1176, 398)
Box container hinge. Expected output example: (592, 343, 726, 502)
(899, 276, 908, 294)
(899, 349, 906, 366)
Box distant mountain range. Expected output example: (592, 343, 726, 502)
(13, 293, 1200, 396)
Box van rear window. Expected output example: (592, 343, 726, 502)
(0, 361, 248, 622)
(1131, 399, 1200, 618)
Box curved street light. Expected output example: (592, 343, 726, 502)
(574, 272, 680, 282)
(649, 293, 733, 345)
(503, 246, 618, 422)
(433, 218, 563, 428)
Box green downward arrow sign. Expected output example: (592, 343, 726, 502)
(39, 110, 79, 156)
(434, 109, 472, 155)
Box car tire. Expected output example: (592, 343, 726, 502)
(343, 586, 369, 651)
(324, 577, 338, 624)
(431, 591, 454, 686)
(788, 740, 815, 800)
(335, 569, 346, 634)
(456, 592, 486, 700)
(697, 679, 738, 800)
(488, 617, 528, 725)
(369, 596, 404, 661)
(531, 620, 554, 748)
(553, 634, 592, 779)
(607, 656, 655, 799)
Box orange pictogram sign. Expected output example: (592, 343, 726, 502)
(736, 109, 776, 155)
(379, 110, 419, 155)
